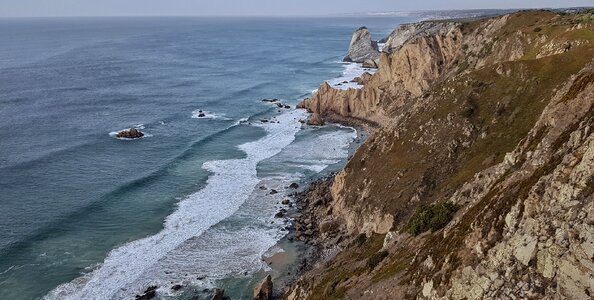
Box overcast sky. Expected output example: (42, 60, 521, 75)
(1, 0, 592, 17)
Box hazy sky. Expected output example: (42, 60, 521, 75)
(1, 0, 592, 17)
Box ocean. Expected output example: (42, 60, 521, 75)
(0, 16, 416, 299)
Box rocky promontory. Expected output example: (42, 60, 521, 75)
(288, 9, 594, 300)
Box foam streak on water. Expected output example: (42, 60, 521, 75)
(46, 110, 307, 299)
(312, 62, 376, 93)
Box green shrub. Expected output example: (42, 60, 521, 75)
(461, 104, 475, 118)
(352, 233, 367, 246)
(406, 202, 459, 236)
(367, 250, 389, 270)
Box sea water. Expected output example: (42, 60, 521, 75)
(0, 16, 416, 299)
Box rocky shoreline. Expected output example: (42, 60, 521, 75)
(277, 9, 594, 300)
(266, 125, 369, 299)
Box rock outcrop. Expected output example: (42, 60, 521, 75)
(382, 21, 461, 54)
(299, 20, 463, 125)
(343, 27, 380, 63)
(211, 288, 230, 300)
(253, 275, 273, 300)
(306, 113, 324, 126)
(117, 128, 144, 139)
(287, 10, 594, 300)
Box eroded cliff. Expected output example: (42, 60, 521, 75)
(289, 10, 594, 300)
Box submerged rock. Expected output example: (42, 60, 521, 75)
(117, 128, 144, 139)
(275, 209, 287, 218)
(211, 288, 230, 300)
(253, 275, 273, 300)
(343, 26, 380, 63)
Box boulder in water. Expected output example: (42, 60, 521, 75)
(117, 128, 144, 139)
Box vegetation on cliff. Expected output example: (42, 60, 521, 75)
(288, 9, 594, 300)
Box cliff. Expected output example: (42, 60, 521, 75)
(289, 10, 594, 299)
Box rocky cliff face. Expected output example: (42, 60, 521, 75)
(289, 10, 594, 299)
(382, 21, 462, 54)
(300, 18, 469, 125)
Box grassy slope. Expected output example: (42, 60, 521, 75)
(304, 11, 594, 298)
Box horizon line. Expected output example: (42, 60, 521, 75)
(0, 6, 591, 19)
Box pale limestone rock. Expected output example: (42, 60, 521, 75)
(344, 27, 380, 63)
(513, 235, 538, 266)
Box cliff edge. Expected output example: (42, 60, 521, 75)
(290, 10, 594, 299)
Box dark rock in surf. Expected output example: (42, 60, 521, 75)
(117, 128, 144, 139)
(275, 209, 287, 218)
(211, 289, 227, 300)
(171, 284, 183, 291)
(135, 286, 157, 300)
(211, 288, 230, 300)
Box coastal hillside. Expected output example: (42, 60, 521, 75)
(289, 10, 594, 299)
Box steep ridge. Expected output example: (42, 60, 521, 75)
(288, 10, 594, 299)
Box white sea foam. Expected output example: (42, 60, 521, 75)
(191, 109, 232, 120)
(378, 43, 386, 52)
(235, 117, 249, 125)
(46, 110, 307, 300)
(264, 127, 357, 176)
(326, 62, 376, 91)
(49, 90, 358, 299)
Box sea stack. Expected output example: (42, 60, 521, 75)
(343, 26, 380, 64)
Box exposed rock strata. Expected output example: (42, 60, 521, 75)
(343, 27, 380, 63)
(288, 10, 594, 300)
(382, 21, 462, 54)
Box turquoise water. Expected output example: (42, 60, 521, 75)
(0, 16, 415, 299)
